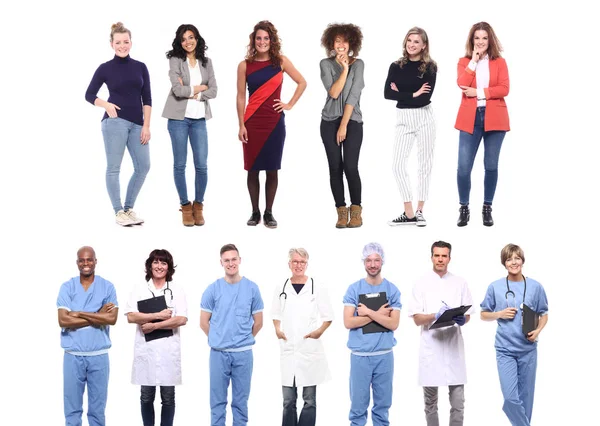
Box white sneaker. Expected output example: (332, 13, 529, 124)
(115, 210, 135, 226)
(125, 209, 144, 225)
(415, 210, 427, 227)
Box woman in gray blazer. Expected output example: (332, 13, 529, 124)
(162, 24, 217, 226)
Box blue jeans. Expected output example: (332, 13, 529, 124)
(140, 386, 175, 426)
(457, 107, 506, 205)
(101, 117, 150, 213)
(282, 379, 316, 426)
(167, 118, 208, 205)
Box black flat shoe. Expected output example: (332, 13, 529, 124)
(247, 210, 261, 226)
(457, 205, 470, 227)
(482, 205, 494, 227)
(263, 210, 278, 229)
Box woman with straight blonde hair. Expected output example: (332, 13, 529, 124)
(384, 27, 437, 227)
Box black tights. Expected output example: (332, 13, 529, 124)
(247, 170, 278, 211)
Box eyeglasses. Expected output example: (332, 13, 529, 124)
(290, 260, 307, 266)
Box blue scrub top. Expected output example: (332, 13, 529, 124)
(343, 278, 402, 353)
(201, 277, 264, 350)
(480, 277, 548, 354)
(56, 275, 118, 354)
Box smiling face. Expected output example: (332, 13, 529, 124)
(111, 32, 131, 58)
(288, 253, 308, 279)
(254, 29, 270, 55)
(181, 30, 197, 55)
(77, 247, 97, 278)
(364, 253, 383, 279)
(405, 33, 425, 59)
(220, 250, 241, 279)
(473, 29, 489, 55)
(151, 259, 168, 281)
(504, 254, 523, 277)
(334, 35, 350, 55)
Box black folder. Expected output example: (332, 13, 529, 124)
(429, 305, 472, 330)
(359, 292, 390, 334)
(522, 304, 539, 337)
(137, 295, 173, 342)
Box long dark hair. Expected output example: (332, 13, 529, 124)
(166, 24, 208, 67)
(145, 249, 176, 282)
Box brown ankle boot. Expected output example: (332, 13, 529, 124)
(336, 206, 349, 228)
(180, 203, 194, 226)
(193, 201, 205, 226)
(348, 205, 363, 228)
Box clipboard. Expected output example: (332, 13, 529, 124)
(522, 304, 539, 337)
(358, 292, 390, 334)
(429, 305, 472, 330)
(137, 295, 173, 342)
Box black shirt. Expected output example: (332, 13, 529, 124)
(383, 60, 436, 109)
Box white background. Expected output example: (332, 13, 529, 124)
(1, 0, 597, 425)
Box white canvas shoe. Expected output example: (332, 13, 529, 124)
(115, 210, 135, 226)
(125, 210, 144, 225)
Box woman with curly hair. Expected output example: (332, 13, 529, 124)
(384, 27, 437, 227)
(237, 20, 307, 228)
(162, 24, 217, 227)
(455, 22, 510, 227)
(319, 23, 365, 229)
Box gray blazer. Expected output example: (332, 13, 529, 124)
(162, 56, 217, 120)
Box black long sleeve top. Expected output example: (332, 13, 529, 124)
(383, 60, 436, 109)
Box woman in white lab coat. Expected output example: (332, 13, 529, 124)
(271, 248, 334, 426)
(124, 249, 188, 426)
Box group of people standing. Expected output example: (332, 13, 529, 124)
(85, 20, 511, 229)
(57, 242, 547, 426)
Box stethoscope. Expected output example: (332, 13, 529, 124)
(148, 282, 173, 306)
(505, 276, 526, 310)
(279, 278, 314, 311)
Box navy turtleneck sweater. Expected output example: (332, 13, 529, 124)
(85, 55, 152, 126)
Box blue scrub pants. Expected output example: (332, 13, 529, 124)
(63, 352, 110, 426)
(209, 349, 253, 426)
(496, 348, 537, 426)
(349, 352, 394, 426)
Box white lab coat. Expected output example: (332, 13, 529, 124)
(270, 276, 334, 387)
(124, 281, 188, 386)
(406, 271, 474, 387)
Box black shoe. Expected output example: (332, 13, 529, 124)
(457, 205, 470, 227)
(482, 204, 494, 227)
(387, 213, 417, 226)
(247, 210, 261, 226)
(263, 210, 278, 229)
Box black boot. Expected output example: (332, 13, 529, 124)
(457, 205, 470, 227)
(482, 204, 494, 227)
(247, 210, 261, 226)
(263, 210, 278, 229)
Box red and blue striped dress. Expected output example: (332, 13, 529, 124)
(243, 60, 286, 171)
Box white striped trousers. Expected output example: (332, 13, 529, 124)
(392, 105, 436, 202)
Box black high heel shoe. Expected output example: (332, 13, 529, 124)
(247, 210, 261, 226)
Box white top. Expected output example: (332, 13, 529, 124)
(270, 276, 334, 387)
(124, 280, 188, 386)
(468, 55, 490, 107)
(185, 58, 206, 119)
(406, 270, 474, 387)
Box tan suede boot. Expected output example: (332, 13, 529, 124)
(180, 203, 194, 227)
(348, 205, 363, 228)
(193, 201, 205, 226)
(336, 206, 348, 228)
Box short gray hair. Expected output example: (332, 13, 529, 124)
(288, 248, 309, 261)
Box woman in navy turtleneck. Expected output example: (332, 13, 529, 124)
(85, 22, 152, 227)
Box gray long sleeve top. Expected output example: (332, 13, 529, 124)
(320, 57, 365, 123)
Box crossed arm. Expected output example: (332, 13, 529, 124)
(58, 302, 118, 329)
(127, 309, 187, 334)
(343, 304, 400, 331)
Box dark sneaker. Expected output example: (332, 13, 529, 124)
(482, 205, 494, 227)
(388, 213, 417, 226)
(457, 205, 470, 227)
(263, 210, 278, 229)
(247, 210, 261, 226)
(415, 210, 427, 227)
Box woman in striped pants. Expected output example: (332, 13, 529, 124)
(384, 27, 437, 227)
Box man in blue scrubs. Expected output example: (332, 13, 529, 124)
(343, 242, 402, 426)
(200, 244, 264, 426)
(57, 246, 119, 426)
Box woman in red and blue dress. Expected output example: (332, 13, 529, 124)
(236, 20, 306, 228)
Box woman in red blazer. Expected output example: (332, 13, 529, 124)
(454, 22, 509, 227)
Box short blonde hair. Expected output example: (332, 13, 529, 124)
(110, 22, 131, 42)
(288, 248, 309, 261)
(501, 244, 525, 265)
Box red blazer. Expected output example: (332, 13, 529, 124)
(454, 56, 510, 134)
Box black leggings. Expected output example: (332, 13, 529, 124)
(320, 118, 363, 207)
